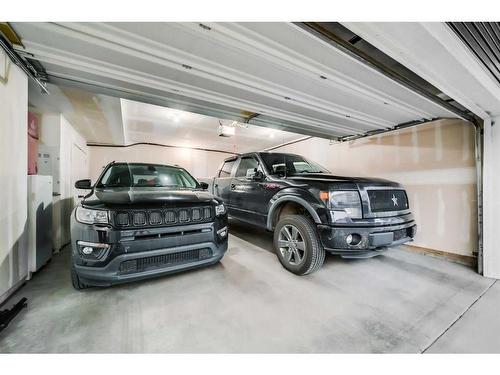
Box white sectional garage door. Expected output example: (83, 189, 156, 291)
(12, 22, 464, 139)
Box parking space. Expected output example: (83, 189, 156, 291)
(0, 220, 495, 353)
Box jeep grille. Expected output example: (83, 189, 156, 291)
(113, 206, 213, 228)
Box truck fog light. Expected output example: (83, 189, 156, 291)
(82, 246, 93, 255)
(346, 233, 361, 246)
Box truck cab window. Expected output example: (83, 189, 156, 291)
(219, 160, 236, 177)
(235, 157, 261, 178)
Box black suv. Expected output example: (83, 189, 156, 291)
(70, 162, 228, 289)
(213, 152, 416, 275)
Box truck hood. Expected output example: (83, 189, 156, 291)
(285, 173, 401, 188)
(83, 187, 220, 208)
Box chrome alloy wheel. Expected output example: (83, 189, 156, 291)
(277, 224, 306, 265)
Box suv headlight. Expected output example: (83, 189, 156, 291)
(215, 203, 226, 216)
(326, 191, 362, 222)
(76, 206, 109, 224)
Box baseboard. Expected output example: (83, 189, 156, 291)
(401, 244, 477, 267)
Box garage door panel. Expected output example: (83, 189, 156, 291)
(42, 63, 346, 141)
(38, 54, 384, 136)
(12, 22, 462, 140)
(95, 22, 433, 123)
(20, 24, 411, 128)
(220, 22, 460, 118)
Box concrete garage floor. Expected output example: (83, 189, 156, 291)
(0, 220, 498, 353)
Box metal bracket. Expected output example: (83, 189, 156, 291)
(0, 31, 48, 94)
(0, 52, 11, 85)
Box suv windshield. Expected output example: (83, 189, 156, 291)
(97, 164, 199, 189)
(260, 153, 329, 176)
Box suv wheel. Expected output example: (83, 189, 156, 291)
(273, 215, 325, 275)
(71, 264, 89, 290)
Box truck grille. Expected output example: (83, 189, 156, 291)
(119, 248, 213, 274)
(367, 190, 408, 212)
(113, 206, 213, 228)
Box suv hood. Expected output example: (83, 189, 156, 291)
(286, 173, 401, 188)
(83, 187, 219, 208)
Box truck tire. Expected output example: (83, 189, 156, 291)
(273, 215, 325, 275)
(71, 264, 89, 290)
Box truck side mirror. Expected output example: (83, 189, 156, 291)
(199, 182, 209, 190)
(75, 179, 92, 189)
(252, 169, 265, 181)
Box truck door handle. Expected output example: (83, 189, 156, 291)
(230, 184, 236, 190)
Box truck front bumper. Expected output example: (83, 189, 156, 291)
(71, 218, 228, 287)
(317, 213, 416, 258)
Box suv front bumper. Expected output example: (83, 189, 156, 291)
(71, 218, 228, 287)
(317, 213, 416, 258)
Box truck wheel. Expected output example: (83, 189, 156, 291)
(71, 264, 89, 290)
(273, 215, 325, 275)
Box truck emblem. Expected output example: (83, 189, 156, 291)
(391, 194, 398, 207)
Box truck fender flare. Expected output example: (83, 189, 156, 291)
(267, 195, 322, 230)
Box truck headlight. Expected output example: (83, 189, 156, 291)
(215, 203, 226, 216)
(76, 206, 109, 224)
(327, 191, 362, 222)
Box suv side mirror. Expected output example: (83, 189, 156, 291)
(199, 182, 209, 190)
(75, 179, 92, 189)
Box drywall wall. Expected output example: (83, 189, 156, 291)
(38, 113, 89, 251)
(483, 117, 500, 278)
(88, 144, 231, 181)
(273, 119, 477, 257)
(0, 50, 28, 303)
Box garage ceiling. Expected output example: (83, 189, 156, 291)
(119, 98, 302, 153)
(28, 81, 302, 153)
(12, 22, 464, 139)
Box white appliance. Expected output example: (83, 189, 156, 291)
(27, 175, 53, 279)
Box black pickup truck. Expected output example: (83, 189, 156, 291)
(70, 162, 228, 289)
(212, 152, 416, 275)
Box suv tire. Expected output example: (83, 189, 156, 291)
(71, 264, 89, 290)
(273, 215, 325, 275)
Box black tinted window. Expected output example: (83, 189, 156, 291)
(259, 153, 328, 175)
(235, 157, 259, 177)
(219, 160, 236, 177)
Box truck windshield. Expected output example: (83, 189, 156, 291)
(260, 154, 329, 176)
(96, 164, 199, 189)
